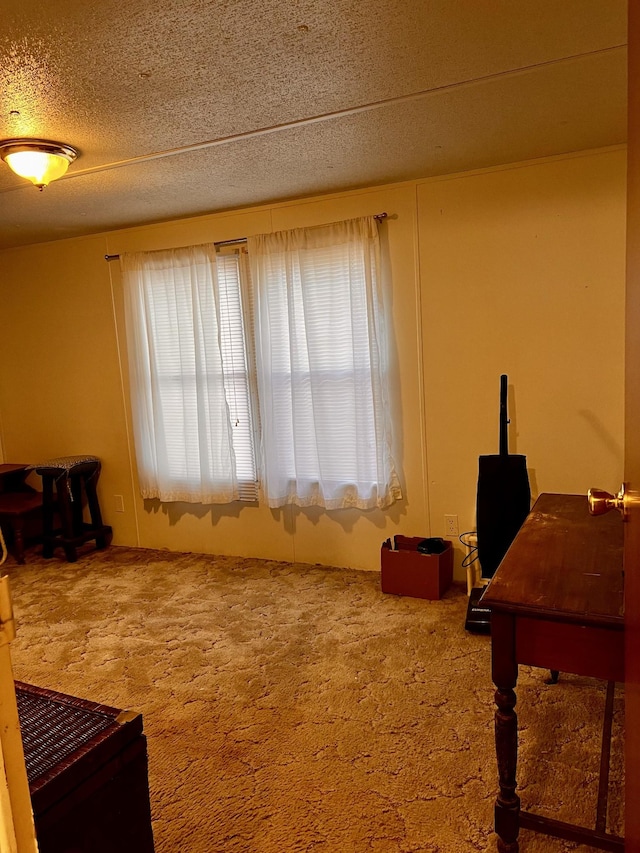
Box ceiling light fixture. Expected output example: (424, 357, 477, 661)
(0, 138, 78, 190)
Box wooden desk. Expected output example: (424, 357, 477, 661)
(481, 493, 624, 852)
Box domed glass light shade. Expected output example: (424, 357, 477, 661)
(0, 139, 78, 189)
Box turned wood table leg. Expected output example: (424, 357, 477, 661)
(495, 685, 519, 852)
(491, 612, 520, 852)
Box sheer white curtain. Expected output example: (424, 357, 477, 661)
(248, 217, 402, 509)
(121, 245, 240, 503)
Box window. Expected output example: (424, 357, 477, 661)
(248, 218, 401, 509)
(215, 251, 259, 501)
(121, 245, 257, 503)
(121, 217, 401, 510)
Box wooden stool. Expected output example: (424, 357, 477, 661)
(34, 456, 112, 563)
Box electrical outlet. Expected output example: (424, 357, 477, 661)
(444, 514, 458, 538)
(114, 495, 125, 513)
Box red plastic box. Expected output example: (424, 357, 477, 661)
(381, 535, 453, 600)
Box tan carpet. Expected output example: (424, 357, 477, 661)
(4, 545, 624, 852)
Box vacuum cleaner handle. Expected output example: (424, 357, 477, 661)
(499, 374, 508, 456)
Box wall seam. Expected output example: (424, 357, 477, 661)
(106, 252, 142, 548)
(412, 183, 431, 535)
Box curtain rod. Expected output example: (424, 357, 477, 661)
(103, 212, 388, 261)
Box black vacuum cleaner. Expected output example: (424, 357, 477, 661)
(465, 375, 531, 633)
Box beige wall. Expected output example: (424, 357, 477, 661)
(0, 146, 626, 579)
(419, 148, 626, 548)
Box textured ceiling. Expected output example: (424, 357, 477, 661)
(0, 0, 628, 250)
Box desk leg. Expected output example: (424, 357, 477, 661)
(492, 612, 520, 852)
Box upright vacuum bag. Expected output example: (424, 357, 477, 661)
(476, 374, 531, 579)
(465, 375, 531, 632)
